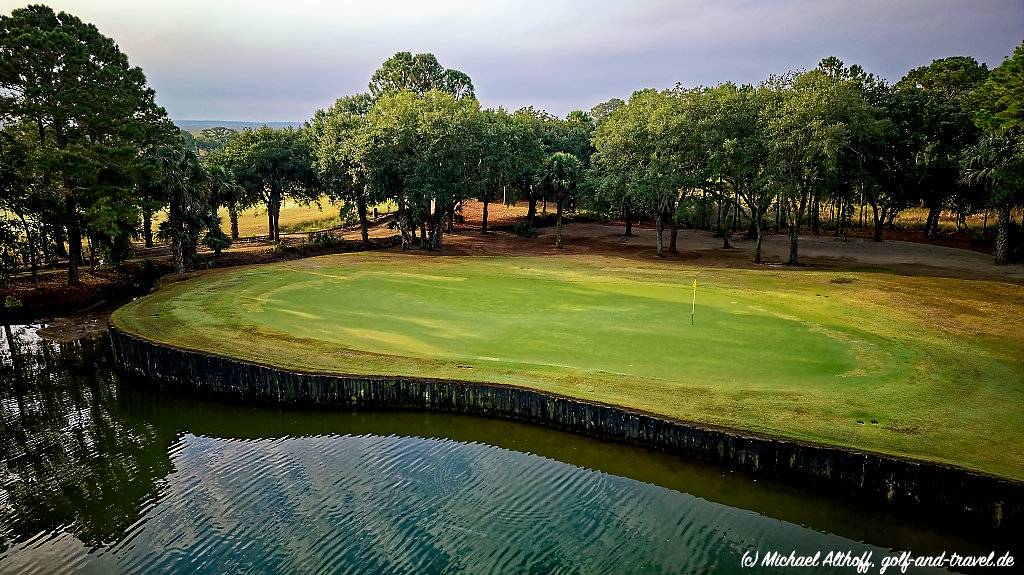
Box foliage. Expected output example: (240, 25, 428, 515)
(222, 127, 320, 241)
(509, 222, 539, 237)
(0, 4, 174, 284)
(308, 94, 374, 241)
(361, 89, 481, 249)
(151, 137, 216, 272)
(369, 52, 474, 100)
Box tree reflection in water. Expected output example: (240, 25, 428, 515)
(0, 325, 174, 551)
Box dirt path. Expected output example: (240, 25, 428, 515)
(439, 219, 1024, 283)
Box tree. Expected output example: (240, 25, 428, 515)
(589, 98, 625, 125)
(593, 90, 679, 256)
(308, 94, 374, 243)
(706, 83, 773, 262)
(203, 162, 239, 253)
(503, 107, 553, 227)
(0, 126, 43, 284)
(369, 52, 474, 100)
(150, 138, 213, 272)
(361, 90, 480, 250)
(973, 42, 1023, 134)
(222, 127, 319, 241)
(763, 70, 875, 265)
(863, 86, 927, 242)
(896, 57, 988, 237)
(193, 127, 238, 154)
(961, 135, 1023, 264)
(899, 56, 990, 103)
(537, 152, 582, 249)
(966, 42, 1024, 264)
(475, 108, 544, 233)
(0, 5, 170, 284)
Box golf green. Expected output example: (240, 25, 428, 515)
(112, 252, 1024, 479)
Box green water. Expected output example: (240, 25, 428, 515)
(0, 325, 1012, 574)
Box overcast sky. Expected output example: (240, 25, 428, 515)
(3, 0, 1021, 121)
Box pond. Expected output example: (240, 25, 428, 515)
(0, 324, 1012, 574)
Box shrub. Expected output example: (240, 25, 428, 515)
(203, 228, 232, 256)
(510, 222, 538, 237)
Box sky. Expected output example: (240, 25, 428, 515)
(2, 0, 1021, 121)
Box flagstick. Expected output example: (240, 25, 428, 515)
(691, 279, 696, 325)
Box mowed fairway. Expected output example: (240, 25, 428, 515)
(113, 253, 1024, 479)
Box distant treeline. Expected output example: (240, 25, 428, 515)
(0, 4, 1021, 290)
(175, 120, 303, 134)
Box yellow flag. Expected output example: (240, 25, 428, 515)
(692, 279, 697, 290)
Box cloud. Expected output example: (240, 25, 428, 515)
(2, 0, 1020, 120)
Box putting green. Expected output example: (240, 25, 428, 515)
(113, 252, 1024, 479)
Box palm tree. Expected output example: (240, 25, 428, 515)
(537, 152, 582, 249)
(204, 163, 242, 254)
(961, 133, 1024, 265)
(153, 139, 211, 272)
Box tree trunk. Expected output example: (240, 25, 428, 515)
(555, 198, 564, 249)
(53, 223, 68, 259)
(267, 203, 275, 240)
(481, 199, 489, 234)
(39, 225, 50, 267)
(397, 200, 411, 250)
(65, 195, 81, 285)
(859, 186, 866, 228)
(356, 192, 369, 244)
(16, 214, 38, 287)
(655, 212, 664, 257)
(787, 224, 799, 265)
(169, 198, 184, 273)
(430, 204, 446, 250)
(868, 202, 884, 240)
(273, 201, 281, 242)
(143, 207, 154, 248)
(924, 201, 942, 237)
(669, 212, 678, 254)
(87, 234, 96, 273)
(754, 216, 764, 264)
(701, 189, 708, 228)
(722, 202, 733, 249)
(229, 201, 240, 240)
(994, 203, 1013, 265)
(734, 190, 741, 231)
(526, 196, 537, 228)
(623, 204, 633, 236)
(811, 192, 821, 235)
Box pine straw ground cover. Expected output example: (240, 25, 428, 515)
(113, 252, 1024, 480)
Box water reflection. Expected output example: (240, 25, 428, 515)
(0, 325, 175, 551)
(0, 325, 1012, 574)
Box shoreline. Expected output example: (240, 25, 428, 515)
(109, 325, 1023, 532)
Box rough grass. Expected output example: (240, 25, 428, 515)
(112, 253, 1024, 480)
(152, 197, 396, 238)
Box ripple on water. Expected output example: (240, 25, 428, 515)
(2, 432, 952, 574)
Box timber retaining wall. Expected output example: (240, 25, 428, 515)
(109, 326, 1023, 531)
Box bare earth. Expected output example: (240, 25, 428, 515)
(437, 202, 1024, 283)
